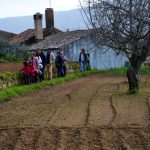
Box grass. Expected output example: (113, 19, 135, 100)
(107, 67, 127, 75)
(0, 70, 100, 102)
(0, 58, 6, 63)
(1, 66, 150, 101)
(107, 66, 150, 75)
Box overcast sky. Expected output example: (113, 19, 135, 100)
(0, 0, 80, 18)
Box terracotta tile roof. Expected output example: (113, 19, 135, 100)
(29, 30, 92, 50)
(11, 28, 62, 44)
(11, 29, 34, 43)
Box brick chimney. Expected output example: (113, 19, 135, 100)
(45, 8, 54, 30)
(34, 12, 43, 40)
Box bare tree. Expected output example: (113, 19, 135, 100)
(80, 0, 150, 93)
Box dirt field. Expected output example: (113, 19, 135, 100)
(0, 62, 22, 72)
(0, 74, 150, 150)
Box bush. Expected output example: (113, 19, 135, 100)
(0, 58, 5, 63)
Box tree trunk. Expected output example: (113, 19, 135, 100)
(127, 67, 139, 94)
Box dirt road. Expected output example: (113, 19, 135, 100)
(0, 74, 150, 150)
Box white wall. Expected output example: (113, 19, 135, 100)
(61, 38, 128, 70)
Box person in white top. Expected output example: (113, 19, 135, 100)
(36, 51, 43, 81)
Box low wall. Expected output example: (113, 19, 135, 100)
(0, 62, 80, 90)
(0, 72, 22, 91)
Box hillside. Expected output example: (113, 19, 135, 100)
(0, 8, 87, 34)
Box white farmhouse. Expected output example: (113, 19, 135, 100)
(11, 8, 127, 70)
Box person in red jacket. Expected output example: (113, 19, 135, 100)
(29, 61, 36, 83)
(20, 61, 30, 84)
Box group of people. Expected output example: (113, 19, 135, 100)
(20, 49, 68, 84)
(20, 48, 89, 84)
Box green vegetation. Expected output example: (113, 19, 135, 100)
(0, 41, 30, 62)
(0, 50, 30, 62)
(107, 67, 127, 75)
(0, 72, 21, 81)
(107, 66, 150, 75)
(0, 70, 100, 102)
(128, 88, 139, 94)
(139, 67, 150, 74)
(0, 58, 5, 63)
(1, 66, 150, 101)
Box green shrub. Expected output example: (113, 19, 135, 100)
(0, 58, 5, 63)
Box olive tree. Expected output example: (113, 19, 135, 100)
(80, 0, 150, 93)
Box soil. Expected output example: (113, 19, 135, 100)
(0, 74, 150, 150)
(0, 62, 22, 73)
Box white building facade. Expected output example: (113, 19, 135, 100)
(61, 37, 128, 70)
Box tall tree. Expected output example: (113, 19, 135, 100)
(81, 0, 150, 93)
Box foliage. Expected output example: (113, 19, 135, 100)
(139, 66, 150, 74)
(107, 66, 150, 75)
(86, 63, 91, 71)
(0, 70, 100, 102)
(0, 72, 21, 81)
(107, 67, 127, 75)
(0, 41, 30, 62)
(0, 58, 5, 63)
(128, 88, 139, 94)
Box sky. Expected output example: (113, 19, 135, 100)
(0, 0, 80, 18)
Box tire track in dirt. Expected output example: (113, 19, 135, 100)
(108, 95, 117, 126)
(48, 87, 79, 125)
(85, 87, 101, 126)
(48, 76, 105, 127)
(89, 84, 119, 127)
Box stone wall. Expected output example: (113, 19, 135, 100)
(0, 72, 22, 91)
(0, 62, 80, 90)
